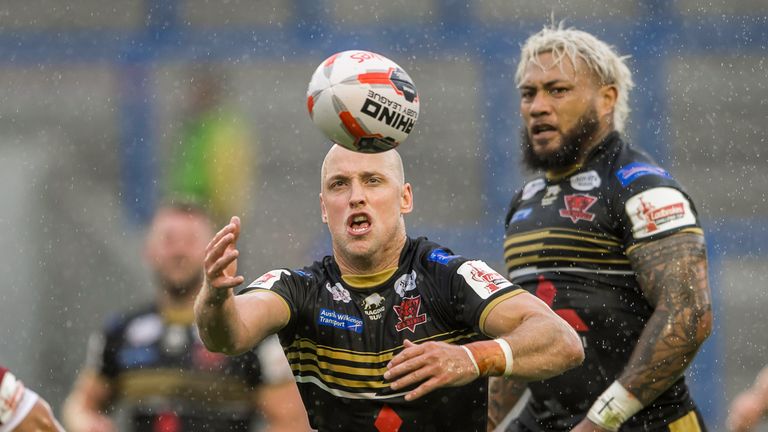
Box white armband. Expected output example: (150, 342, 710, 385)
(493, 338, 514, 377)
(586, 381, 643, 431)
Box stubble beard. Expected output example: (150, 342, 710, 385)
(521, 107, 600, 171)
(159, 270, 203, 301)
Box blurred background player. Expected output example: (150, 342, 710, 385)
(167, 65, 255, 224)
(62, 203, 308, 432)
(727, 366, 768, 432)
(489, 24, 712, 431)
(0, 365, 64, 432)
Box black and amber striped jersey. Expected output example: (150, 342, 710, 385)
(87, 304, 289, 431)
(243, 236, 524, 432)
(504, 132, 704, 431)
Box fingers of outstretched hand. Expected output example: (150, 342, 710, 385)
(386, 342, 480, 400)
(387, 340, 423, 369)
(207, 220, 238, 251)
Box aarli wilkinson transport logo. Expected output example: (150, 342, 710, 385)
(559, 194, 598, 223)
(393, 296, 427, 333)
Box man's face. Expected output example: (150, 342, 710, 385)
(319, 146, 413, 264)
(518, 52, 605, 170)
(145, 209, 212, 298)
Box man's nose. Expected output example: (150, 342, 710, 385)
(348, 181, 366, 207)
(529, 92, 552, 117)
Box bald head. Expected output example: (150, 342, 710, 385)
(321, 144, 405, 190)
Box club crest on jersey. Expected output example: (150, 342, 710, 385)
(394, 270, 418, 297)
(248, 269, 290, 290)
(541, 185, 561, 206)
(362, 293, 386, 320)
(559, 194, 598, 223)
(394, 296, 427, 333)
(326, 282, 352, 303)
(570, 170, 601, 191)
(457, 260, 513, 300)
(522, 178, 546, 200)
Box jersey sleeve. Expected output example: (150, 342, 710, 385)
(86, 316, 124, 381)
(426, 248, 525, 334)
(238, 268, 311, 342)
(611, 161, 703, 251)
(255, 334, 294, 385)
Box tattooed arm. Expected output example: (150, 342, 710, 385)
(574, 232, 713, 432)
(487, 377, 528, 431)
(620, 231, 713, 404)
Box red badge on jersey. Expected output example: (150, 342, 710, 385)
(559, 194, 597, 223)
(393, 296, 427, 333)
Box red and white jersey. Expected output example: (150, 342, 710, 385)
(0, 366, 25, 425)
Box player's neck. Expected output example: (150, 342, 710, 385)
(335, 234, 406, 276)
(577, 125, 614, 164)
(158, 287, 197, 311)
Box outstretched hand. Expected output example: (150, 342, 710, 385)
(203, 216, 245, 297)
(384, 340, 479, 401)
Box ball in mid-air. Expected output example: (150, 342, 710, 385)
(306, 50, 419, 153)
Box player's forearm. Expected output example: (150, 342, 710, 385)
(502, 313, 584, 380)
(194, 283, 252, 355)
(469, 313, 583, 382)
(487, 377, 527, 432)
(620, 233, 712, 405)
(748, 366, 768, 409)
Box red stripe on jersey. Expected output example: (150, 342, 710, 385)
(555, 309, 590, 332)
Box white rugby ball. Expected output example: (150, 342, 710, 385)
(306, 50, 419, 153)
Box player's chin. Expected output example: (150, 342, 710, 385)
(531, 135, 562, 155)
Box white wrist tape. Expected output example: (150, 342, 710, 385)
(493, 338, 514, 377)
(587, 381, 643, 431)
(461, 345, 480, 377)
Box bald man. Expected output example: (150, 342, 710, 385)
(195, 145, 584, 432)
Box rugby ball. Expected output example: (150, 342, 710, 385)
(306, 50, 419, 153)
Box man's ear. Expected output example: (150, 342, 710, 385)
(598, 84, 618, 121)
(319, 193, 328, 224)
(401, 183, 414, 215)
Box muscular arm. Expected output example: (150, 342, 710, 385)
(194, 217, 290, 355)
(61, 370, 116, 432)
(386, 291, 584, 401)
(255, 381, 312, 432)
(483, 292, 585, 380)
(727, 366, 768, 432)
(620, 232, 713, 405)
(14, 398, 65, 432)
(487, 377, 528, 432)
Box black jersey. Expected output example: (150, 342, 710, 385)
(87, 304, 287, 432)
(243, 236, 524, 432)
(504, 132, 704, 431)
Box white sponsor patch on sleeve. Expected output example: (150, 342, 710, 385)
(625, 187, 697, 239)
(248, 269, 290, 290)
(457, 260, 513, 300)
